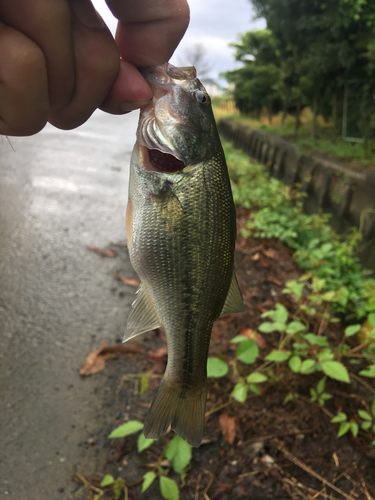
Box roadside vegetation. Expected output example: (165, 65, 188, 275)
(219, 0, 375, 168)
(75, 142, 375, 500)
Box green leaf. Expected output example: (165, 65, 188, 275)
(100, 475, 114, 487)
(288, 355, 301, 372)
(349, 420, 359, 437)
(361, 421, 372, 431)
(321, 361, 350, 383)
(108, 420, 144, 439)
(331, 412, 347, 423)
(265, 350, 291, 362)
(283, 392, 297, 405)
(137, 433, 156, 452)
(359, 364, 375, 378)
(140, 374, 149, 395)
(368, 313, 375, 328)
(317, 350, 334, 362)
(142, 472, 156, 493)
(231, 382, 248, 402)
(248, 383, 261, 395)
(304, 334, 329, 346)
(372, 397, 375, 417)
(230, 335, 248, 343)
(236, 339, 259, 364)
(300, 359, 316, 374)
(358, 410, 372, 421)
(316, 377, 326, 394)
(246, 372, 267, 384)
(258, 322, 277, 333)
(321, 291, 336, 302)
(207, 357, 229, 378)
(337, 422, 350, 437)
(160, 476, 179, 500)
(165, 436, 192, 474)
(274, 303, 289, 324)
(344, 324, 361, 337)
(286, 321, 306, 334)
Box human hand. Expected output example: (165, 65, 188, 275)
(0, 0, 189, 136)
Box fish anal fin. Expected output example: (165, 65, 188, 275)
(220, 270, 245, 317)
(123, 285, 161, 342)
(143, 376, 207, 448)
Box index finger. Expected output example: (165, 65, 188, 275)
(105, 0, 190, 66)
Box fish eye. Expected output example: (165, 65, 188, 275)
(195, 91, 210, 106)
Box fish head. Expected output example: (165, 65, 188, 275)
(136, 63, 219, 174)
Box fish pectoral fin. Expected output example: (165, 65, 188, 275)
(220, 270, 245, 316)
(123, 285, 161, 342)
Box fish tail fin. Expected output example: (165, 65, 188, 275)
(143, 376, 207, 448)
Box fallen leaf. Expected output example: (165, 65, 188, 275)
(267, 275, 282, 286)
(80, 342, 149, 376)
(116, 273, 141, 286)
(111, 241, 128, 247)
(87, 246, 118, 258)
(262, 248, 279, 260)
(219, 414, 237, 444)
(251, 252, 260, 261)
(148, 346, 168, 360)
(239, 328, 267, 348)
(79, 344, 110, 376)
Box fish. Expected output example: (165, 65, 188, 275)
(124, 63, 244, 447)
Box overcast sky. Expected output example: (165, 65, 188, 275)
(92, 0, 265, 84)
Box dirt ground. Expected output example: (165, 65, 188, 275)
(72, 209, 375, 500)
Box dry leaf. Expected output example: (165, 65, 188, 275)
(80, 342, 149, 376)
(116, 274, 141, 286)
(239, 328, 267, 349)
(267, 275, 282, 286)
(262, 248, 279, 259)
(87, 246, 118, 258)
(148, 346, 168, 360)
(219, 414, 237, 444)
(251, 252, 260, 261)
(80, 343, 110, 376)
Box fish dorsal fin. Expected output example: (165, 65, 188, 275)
(220, 270, 245, 317)
(123, 285, 162, 342)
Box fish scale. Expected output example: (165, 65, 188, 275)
(124, 63, 244, 447)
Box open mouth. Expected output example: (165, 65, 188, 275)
(148, 149, 185, 173)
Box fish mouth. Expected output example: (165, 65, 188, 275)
(140, 145, 186, 174)
(148, 149, 185, 173)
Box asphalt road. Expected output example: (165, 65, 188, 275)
(0, 110, 140, 499)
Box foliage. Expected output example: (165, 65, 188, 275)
(96, 421, 193, 499)
(223, 140, 375, 318)
(225, 0, 375, 138)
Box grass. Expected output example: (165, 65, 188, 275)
(213, 105, 375, 170)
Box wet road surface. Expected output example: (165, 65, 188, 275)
(0, 111, 139, 498)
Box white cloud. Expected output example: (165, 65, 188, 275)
(91, 0, 266, 80)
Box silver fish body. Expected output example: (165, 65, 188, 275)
(124, 64, 244, 447)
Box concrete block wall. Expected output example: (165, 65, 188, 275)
(218, 117, 375, 272)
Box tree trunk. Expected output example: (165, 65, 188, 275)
(332, 92, 338, 133)
(311, 95, 318, 139)
(267, 100, 273, 124)
(294, 101, 301, 136)
(282, 100, 288, 124)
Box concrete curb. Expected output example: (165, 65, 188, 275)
(218, 117, 375, 272)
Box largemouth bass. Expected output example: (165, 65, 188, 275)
(124, 63, 244, 447)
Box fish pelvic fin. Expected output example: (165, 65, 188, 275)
(220, 270, 245, 317)
(143, 376, 207, 448)
(123, 285, 161, 342)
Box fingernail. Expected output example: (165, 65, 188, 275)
(119, 100, 151, 113)
(70, 0, 105, 29)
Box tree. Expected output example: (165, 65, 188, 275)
(178, 43, 213, 79)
